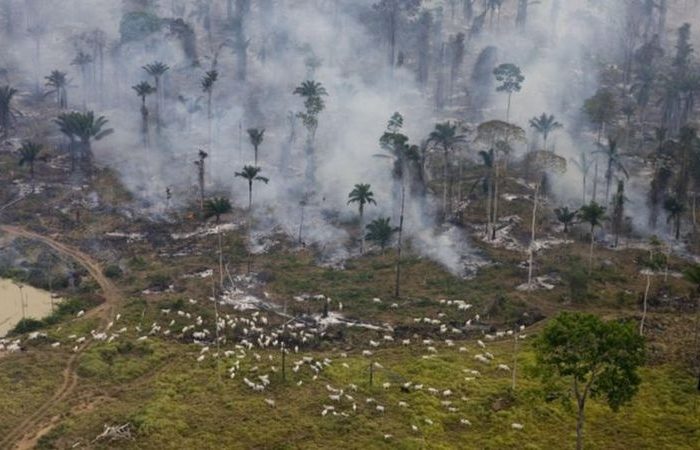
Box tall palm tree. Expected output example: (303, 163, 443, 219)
(18, 141, 43, 180)
(143, 61, 169, 133)
(427, 121, 467, 217)
(347, 183, 377, 254)
(294, 80, 328, 185)
(0, 85, 18, 137)
(45, 70, 69, 109)
(204, 197, 232, 223)
(132, 81, 156, 146)
(293, 80, 328, 142)
(247, 128, 265, 166)
(554, 206, 577, 233)
(664, 197, 685, 240)
(235, 165, 269, 210)
(365, 217, 396, 252)
(54, 111, 113, 173)
(682, 264, 700, 391)
(578, 201, 607, 272)
(570, 152, 593, 204)
(528, 113, 562, 152)
(71, 51, 93, 108)
(595, 137, 629, 204)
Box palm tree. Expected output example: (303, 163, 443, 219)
(247, 128, 265, 166)
(54, 111, 113, 173)
(578, 201, 607, 272)
(365, 217, 396, 252)
(143, 62, 169, 133)
(293, 80, 328, 142)
(71, 51, 93, 108)
(595, 137, 629, 204)
(194, 149, 208, 210)
(202, 70, 218, 148)
(0, 85, 18, 137)
(570, 152, 594, 204)
(529, 113, 562, 152)
(132, 81, 156, 146)
(18, 141, 44, 180)
(682, 264, 700, 391)
(554, 206, 577, 233)
(664, 197, 685, 240)
(204, 197, 232, 223)
(235, 165, 269, 210)
(347, 183, 377, 254)
(45, 70, 69, 108)
(294, 80, 328, 184)
(427, 121, 467, 217)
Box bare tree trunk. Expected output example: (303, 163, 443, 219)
(527, 182, 540, 289)
(588, 226, 595, 273)
(394, 183, 406, 298)
(640, 273, 651, 335)
(491, 162, 500, 240)
(576, 400, 585, 450)
(485, 172, 493, 239)
(511, 334, 518, 390)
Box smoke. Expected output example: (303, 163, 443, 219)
(2, 0, 693, 273)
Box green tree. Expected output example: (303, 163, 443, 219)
(578, 201, 607, 272)
(365, 217, 396, 252)
(204, 197, 232, 223)
(595, 137, 628, 204)
(55, 111, 113, 173)
(493, 63, 524, 121)
(45, 70, 69, 109)
(143, 61, 169, 133)
(663, 197, 685, 240)
(18, 141, 44, 180)
(347, 183, 377, 254)
(528, 113, 562, 152)
(0, 85, 18, 137)
(427, 121, 467, 218)
(294, 80, 328, 185)
(535, 312, 645, 450)
(475, 120, 526, 240)
(247, 128, 265, 166)
(236, 165, 269, 210)
(583, 89, 617, 201)
(132, 81, 156, 146)
(554, 206, 577, 233)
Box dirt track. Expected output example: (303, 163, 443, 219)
(0, 225, 121, 450)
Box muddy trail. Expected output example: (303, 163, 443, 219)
(0, 225, 122, 450)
